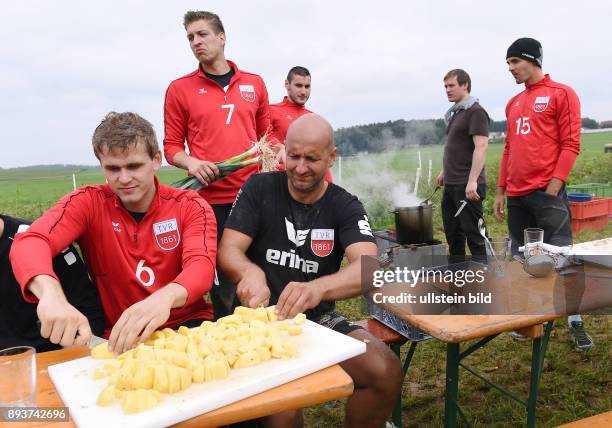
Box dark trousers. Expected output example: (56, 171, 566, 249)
(211, 203, 240, 319)
(441, 183, 487, 263)
(507, 187, 572, 256)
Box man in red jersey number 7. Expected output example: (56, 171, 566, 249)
(164, 11, 271, 318)
(10, 112, 217, 354)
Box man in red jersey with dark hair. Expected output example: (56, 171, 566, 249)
(270, 66, 333, 182)
(11, 112, 217, 354)
(164, 10, 271, 318)
(494, 37, 592, 350)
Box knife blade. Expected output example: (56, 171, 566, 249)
(88, 334, 107, 349)
(454, 200, 468, 217)
(36, 319, 106, 348)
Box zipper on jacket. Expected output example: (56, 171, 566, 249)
(134, 232, 138, 243)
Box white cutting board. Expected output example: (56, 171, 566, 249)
(48, 320, 365, 428)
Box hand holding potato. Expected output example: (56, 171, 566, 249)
(108, 292, 173, 354)
(235, 269, 271, 308)
(275, 281, 323, 320)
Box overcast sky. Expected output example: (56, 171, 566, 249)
(1, 1, 610, 168)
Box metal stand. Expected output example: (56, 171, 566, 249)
(441, 322, 554, 428)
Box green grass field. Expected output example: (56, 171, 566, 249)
(1, 133, 610, 427)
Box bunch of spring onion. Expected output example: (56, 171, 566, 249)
(171, 134, 278, 191)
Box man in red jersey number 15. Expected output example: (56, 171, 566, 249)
(494, 37, 593, 350)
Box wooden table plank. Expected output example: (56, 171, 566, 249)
(555, 411, 612, 428)
(6, 348, 353, 428)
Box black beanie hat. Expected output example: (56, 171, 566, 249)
(506, 37, 543, 67)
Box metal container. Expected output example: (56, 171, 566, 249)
(393, 204, 433, 245)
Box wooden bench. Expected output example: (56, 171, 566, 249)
(555, 411, 612, 427)
(354, 319, 409, 428)
(353, 319, 407, 346)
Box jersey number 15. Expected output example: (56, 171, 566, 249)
(515, 117, 531, 135)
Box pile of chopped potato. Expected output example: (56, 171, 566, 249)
(91, 306, 306, 414)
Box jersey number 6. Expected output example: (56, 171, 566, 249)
(136, 259, 155, 287)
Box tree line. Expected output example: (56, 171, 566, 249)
(334, 117, 610, 155)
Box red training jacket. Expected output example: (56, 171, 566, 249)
(10, 178, 216, 338)
(164, 60, 271, 205)
(499, 74, 581, 196)
(269, 96, 333, 182)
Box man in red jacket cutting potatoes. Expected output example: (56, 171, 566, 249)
(10, 112, 217, 355)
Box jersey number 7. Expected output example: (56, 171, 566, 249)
(222, 104, 235, 125)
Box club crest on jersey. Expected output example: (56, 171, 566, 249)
(533, 96, 550, 112)
(153, 218, 180, 251)
(239, 84, 256, 103)
(311, 229, 334, 257)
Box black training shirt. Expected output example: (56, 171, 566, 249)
(224, 171, 375, 319)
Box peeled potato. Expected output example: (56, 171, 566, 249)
(167, 364, 181, 394)
(172, 352, 190, 368)
(204, 355, 230, 381)
(256, 347, 272, 362)
(162, 328, 176, 338)
(234, 351, 261, 369)
(121, 389, 160, 414)
(254, 307, 268, 322)
(281, 342, 298, 359)
(197, 342, 213, 358)
(293, 313, 306, 325)
(217, 314, 243, 324)
(91, 342, 115, 360)
(288, 325, 303, 336)
(276, 321, 289, 331)
(96, 385, 115, 406)
(234, 306, 256, 323)
(179, 367, 192, 390)
(153, 364, 169, 393)
(104, 359, 121, 375)
(93, 368, 106, 380)
(192, 363, 205, 383)
(94, 305, 302, 414)
(266, 306, 278, 322)
(132, 367, 153, 389)
(116, 366, 134, 390)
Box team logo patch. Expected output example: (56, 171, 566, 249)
(533, 96, 550, 112)
(239, 84, 256, 103)
(311, 229, 334, 257)
(153, 218, 180, 251)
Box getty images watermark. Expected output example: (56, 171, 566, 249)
(360, 255, 612, 315)
(371, 264, 490, 305)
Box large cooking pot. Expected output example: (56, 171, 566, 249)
(393, 203, 433, 245)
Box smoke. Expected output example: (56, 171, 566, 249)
(339, 154, 423, 225)
(390, 182, 422, 207)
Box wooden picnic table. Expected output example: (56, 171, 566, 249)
(7, 347, 353, 428)
(373, 260, 612, 428)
